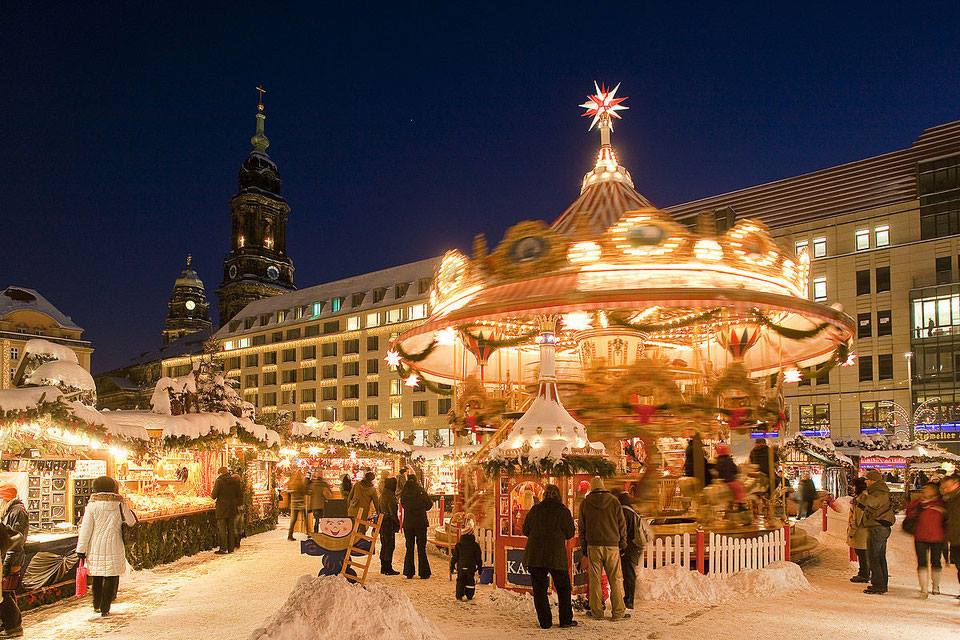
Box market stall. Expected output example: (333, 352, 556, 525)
(780, 434, 853, 499)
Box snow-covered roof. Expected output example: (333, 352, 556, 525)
(23, 338, 79, 364)
(103, 410, 279, 447)
(0, 386, 63, 412)
(288, 420, 412, 455)
(410, 445, 481, 462)
(0, 287, 81, 330)
(214, 257, 440, 339)
(24, 360, 95, 391)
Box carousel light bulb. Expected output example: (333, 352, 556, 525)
(434, 327, 458, 346)
(843, 353, 857, 367)
(784, 367, 803, 384)
(385, 350, 402, 368)
(567, 241, 601, 265)
(307, 446, 321, 456)
(404, 373, 420, 387)
(694, 239, 724, 261)
(562, 312, 593, 332)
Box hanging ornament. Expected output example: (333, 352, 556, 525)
(404, 373, 420, 388)
(783, 367, 802, 384)
(385, 350, 402, 368)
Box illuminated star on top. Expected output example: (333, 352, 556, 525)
(579, 82, 629, 131)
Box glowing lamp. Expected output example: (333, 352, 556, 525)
(385, 350, 402, 368)
(783, 367, 802, 384)
(434, 327, 458, 346)
(404, 373, 421, 388)
(562, 312, 593, 332)
(567, 241, 601, 265)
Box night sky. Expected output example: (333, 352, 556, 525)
(4, 2, 959, 373)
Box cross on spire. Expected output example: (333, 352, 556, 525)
(256, 85, 266, 112)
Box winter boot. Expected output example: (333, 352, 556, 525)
(918, 568, 929, 599)
(931, 568, 941, 595)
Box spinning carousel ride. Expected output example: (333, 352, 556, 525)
(390, 84, 855, 575)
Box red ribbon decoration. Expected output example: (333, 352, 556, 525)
(728, 407, 748, 431)
(634, 405, 656, 424)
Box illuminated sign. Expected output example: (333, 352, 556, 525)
(860, 457, 907, 469)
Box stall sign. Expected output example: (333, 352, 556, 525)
(750, 431, 779, 439)
(73, 460, 107, 479)
(505, 547, 532, 587)
(860, 457, 907, 469)
(799, 429, 830, 438)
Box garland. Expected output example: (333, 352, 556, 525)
(396, 340, 438, 363)
(396, 362, 453, 396)
(162, 424, 277, 452)
(481, 454, 616, 478)
(458, 328, 538, 350)
(608, 308, 722, 333)
(284, 435, 410, 458)
(751, 310, 833, 341)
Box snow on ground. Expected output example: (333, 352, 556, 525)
(21, 518, 960, 640)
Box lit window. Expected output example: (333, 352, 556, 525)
(391, 401, 402, 419)
(813, 276, 827, 302)
(386, 308, 403, 324)
(366, 312, 381, 327)
(855, 229, 870, 251)
(311, 302, 323, 317)
(224, 340, 235, 351)
(237, 338, 251, 349)
(813, 237, 826, 258)
(412, 429, 428, 445)
(794, 240, 808, 256)
(875, 225, 890, 248)
(9, 348, 18, 361)
(407, 304, 428, 320)
(276, 309, 287, 323)
(347, 316, 360, 331)
(331, 297, 343, 313)
(390, 379, 402, 396)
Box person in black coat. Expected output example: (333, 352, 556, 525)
(400, 476, 433, 579)
(0, 485, 27, 637)
(450, 530, 483, 600)
(617, 491, 642, 609)
(379, 477, 401, 575)
(522, 484, 576, 629)
(796, 472, 817, 518)
(211, 467, 241, 554)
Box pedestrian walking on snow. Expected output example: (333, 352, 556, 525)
(617, 491, 647, 609)
(523, 484, 577, 629)
(906, 482, 946, 598)
(286, 469, 308, 541)
(937, 473, 960, 600)
(400, 476, 433, 579)
(212, 467, 242, 552)
(857, 470, 895, 594)
(75, 476, 138, 617)
(450, 528, 483, 601)
(578, 476, 629, 621)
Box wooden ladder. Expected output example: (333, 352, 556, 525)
(339, 512, 383, 586)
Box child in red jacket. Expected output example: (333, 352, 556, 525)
(906, 482, 946, 598)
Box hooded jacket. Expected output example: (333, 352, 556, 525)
(856, 479, 894, 528)
(1, 499, 28, 574)
(578, 489, 627, 552)
(450, 533, 483, 576)
(347, 479, 379, 520)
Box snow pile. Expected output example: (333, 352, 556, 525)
(150, 375, 197, 414)
(249, 575, 440, 640)
(0, 386, 62, 412)
(103, 410, 280, 447)
(487, 587, 555, 613)
(24, 360, 95, 392)
(23, 338, 78, 364)
(635, 562, 810, 605)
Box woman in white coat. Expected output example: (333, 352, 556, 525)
(76, 476, 138, 616)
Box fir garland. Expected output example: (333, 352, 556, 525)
(162, 424, 276, 452)
(395, 340, 438, 363)
(607, 308, 722, 333)
(396, 362, 453, 396)
(481, 454, 616, 478)
(751, 310, 834, 341)
(457, 328, 538, 350)
(284, 434, 410, 458)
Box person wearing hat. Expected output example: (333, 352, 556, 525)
(449, 523, 483, 601)
(857, 470, 895, 594)
(0, 484, 27, 636)
(578, 476, 629, 621)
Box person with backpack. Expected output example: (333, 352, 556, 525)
(906, 482, 946, 598)
(857, 470, 895, 594)
(449, 526, 483, 601)
(76, 476, 138, 617)
(616, 492, 648, 609)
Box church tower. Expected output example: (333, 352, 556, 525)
(217, 88, 296, 326)
(162, 254, 212, 344)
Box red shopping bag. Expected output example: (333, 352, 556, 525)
(75, 559, 88, 598)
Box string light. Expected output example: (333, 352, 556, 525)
(404, 373, 421, 388)
(784, 367, 802, 384)
(384, 350, 402, 368)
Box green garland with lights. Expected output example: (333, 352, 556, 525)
(396, 362, 454, 396)
(607, 308, 723, 333)
(162, 424, 277, 452)
(481, 454, 616, 478)
(751, 310, 834, 340)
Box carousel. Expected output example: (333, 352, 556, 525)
(390, 84, 856, 585)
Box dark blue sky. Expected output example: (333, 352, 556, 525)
(4, 2, 959, 372)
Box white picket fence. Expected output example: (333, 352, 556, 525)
(476, 528, 495, 565)
(641, 533, 692, 569)
(707, 528, 785, 576)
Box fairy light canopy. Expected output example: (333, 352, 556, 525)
(394, 84, 855, 386)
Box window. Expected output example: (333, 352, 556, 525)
(395, 283, 410, 299)
(408, 304, 428, 320)
(322, 320, 340, 334)
(367, 358, 379, 374)
(227, 357, 241, 370)
(366, 312, 381, 328)
(324, 406, 338, 421)
(878, 354, 893, 380)
(343, 362, 360, 376)
(244, 391, 258, 407)
(260, 313, 271, 325)
(860, 400, 892, 435)
(855, 229, 870, 251)
(366, 404, 379, 420)
(413, 400, 428, 417)
(8, 348, 17, 361)
(795, 239, 808, 256)
(919, 155, 960, 239)
(303, 367, 317, 381)
(263, 372, 277, 386)
(859, 355, 873, 382)
(367, 336, 379, 351)
(276, 310, 287, 323)
(244, 317, 255, 330)
(813, 237, 827, 258)
(391, 400, 402, 419)
(913, 293, 960, 337)
(253, 334, 267, 346)
(321, 386, 338, 401)
(373, 287, 387, 303)
(437, 428, 453, 446)
(344, 339, 360, 354)
(301, 345, 316, 359)
(263, 392, 277, 406)
(302, 388, 316, 403)
(282, 390, 296, 405)
(321, 343, 337, 357)
(321, 364, 337, 379)
(263, 351, 277, 365)
(418, 278, 432, 295)
(367, 381, 379, 397)
(390, 379, 402, 395)
(311, 302, 324, 317)
(343, 384, 360, 399)
(300, 409, 316, 419)
(272, 332, 283, 342)
(343, 406, 359, 421)
(438, 398, 452, 415)
(386, 308, 403, 324)
(799, 404, 830, 436)
(286, 328, 301, 340)
(412, 429, 429, 446)
(347, 316, 361, 331)
(245, 354, 258, 367)
(304, 325, 319, 337)
(856, 270, 871, 296)
(874, 225, 890, 248)
(937, 256, 953, 284)
(351, 293, 365, 308)
(282, 348, 296, 362)
(331, 297, 344, 313)
(813, 277, 827, 302)
(857, 313, 872, 339)
(282, 369, 297, 383)
(875, 266, 890, 293)
(244, 374, 259, 388)
(877, 310, 892, 336)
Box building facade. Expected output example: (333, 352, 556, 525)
(666, 120, 960, 449)
(0, 286, 93, 388)
(162, 255, 212, 344)
(162, 258, 454, 445)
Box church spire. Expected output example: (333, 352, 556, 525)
(250, 85, 270, 153)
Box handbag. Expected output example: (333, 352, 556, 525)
(75, 559, 88, 598)
(119, 502, 140, 544)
